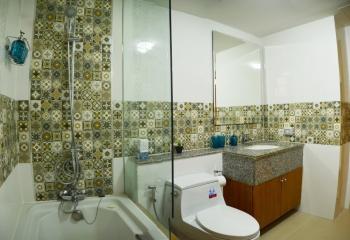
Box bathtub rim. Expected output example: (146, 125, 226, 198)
(12, 194, 168, 240)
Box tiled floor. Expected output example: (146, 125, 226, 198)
(260, 209, 350, 240)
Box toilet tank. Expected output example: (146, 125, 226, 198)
(168, 173, 226, 220)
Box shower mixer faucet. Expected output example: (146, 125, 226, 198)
(58, 188, 86, 202)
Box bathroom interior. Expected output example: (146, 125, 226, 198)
(1, 0, 350, 239)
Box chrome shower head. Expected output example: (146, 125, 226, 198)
(65, 6, 77, 18)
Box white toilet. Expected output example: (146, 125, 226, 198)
(164, 173, 260, 240)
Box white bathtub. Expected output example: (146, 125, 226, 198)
(13, 195, 168, 240)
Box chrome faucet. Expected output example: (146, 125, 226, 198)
(58, 188, 86, 202)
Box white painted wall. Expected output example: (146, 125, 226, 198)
(112, 158, 124, 194)
(300, 145, 340, 219)
(0, 0, 20, 99)
(263, 16, 340, 104)
(0, 0, 35, 100)
(172, 10, 261, 103)
(111, 0, 123, 102)
(16, 0, 35, 100)
(343, 27, 350, 209)
(346, 27, 350, 103)
(0, 163, 35, 240)
(0, 1, 35, 238)
(0, 165, 23, 240)
(263, 17, 342, 219)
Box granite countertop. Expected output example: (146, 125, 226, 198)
(223, 141, 304, 160)
(133, 141, 303, 165)
(223, 141, 304, 185)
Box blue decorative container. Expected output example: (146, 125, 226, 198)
(229, 135, 238, 146)
(8, 31, 29, 65)
(211, 135, 225, 148)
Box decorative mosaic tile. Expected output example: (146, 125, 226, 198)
(175, 102, 264, 150)
(116, 100, 346, 160)
(265, 101, 342, 145)
(112, 101, 123, 158)
(178, 100, 344, 147)
(117, 101, 264, 156)
(122, 101, 172, 156)
(0, 94, 19, 188)
(17, 100, 31, 163)
(215, 105, 263, 125)
(30, 0, 113, 201)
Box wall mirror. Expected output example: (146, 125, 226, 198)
(212, 31, 264, 125)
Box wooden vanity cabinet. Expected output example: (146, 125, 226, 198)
(280, 168, 302, 215)
(224, 167, 302, 229)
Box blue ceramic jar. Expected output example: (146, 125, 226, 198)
(229, 135, 238, 146)
(211, 135, 225, 148)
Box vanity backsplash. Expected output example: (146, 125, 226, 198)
(4, 99, 348, 199)
(120, 100, 347, 158)
(16, 100, 348, 163)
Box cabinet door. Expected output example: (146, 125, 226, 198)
(253, 177, 282, 229)
(281, 167, 303, 215)
(224, 178, 253, 215)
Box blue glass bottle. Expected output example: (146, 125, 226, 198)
(9, 31, 29, 65)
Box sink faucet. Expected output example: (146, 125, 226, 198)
(241, 133, 251, 144)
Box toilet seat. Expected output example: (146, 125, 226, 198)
(196, 205, 260, 240)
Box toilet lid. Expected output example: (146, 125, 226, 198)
(196, 205, 260, 240)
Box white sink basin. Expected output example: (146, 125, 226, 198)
(245, 145, 280, 150)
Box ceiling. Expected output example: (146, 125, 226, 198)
(172, 0, 350, 36)
(213, 31, 244, 53)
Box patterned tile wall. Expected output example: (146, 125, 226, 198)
(18, 100, 31, 163)
(0, 94, 19, 188)
(122, 101, 172, 156)
(113, 100, 347, 159)
(175, 102, 264, 150)
(215, 105, 263, 125)
(30, 0, 113, 200)
(112, 101, 123, 158)
(115, 101, 264, 157)
(265, 101, 342, 145)
(8, 97, 350, 200)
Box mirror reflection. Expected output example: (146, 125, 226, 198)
(213, 31, 263, 125)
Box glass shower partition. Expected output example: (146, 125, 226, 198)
(122, 0, 173, 236)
